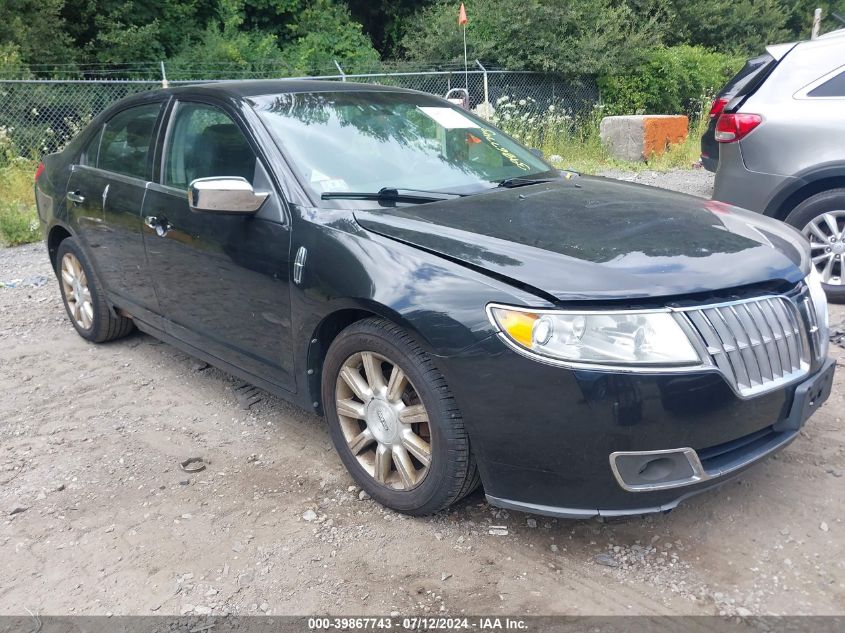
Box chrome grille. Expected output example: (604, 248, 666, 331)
(682, 296, 809, 397)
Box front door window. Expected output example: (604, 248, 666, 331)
(164, 103, 256, 189)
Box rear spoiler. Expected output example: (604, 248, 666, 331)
(728, 43, 798, 112)
(765, 42, 796, 60)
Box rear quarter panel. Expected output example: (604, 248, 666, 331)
(35, 152, 73, 230)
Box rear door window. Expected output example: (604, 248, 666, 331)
(81, 127, 103, 166)
(97, 103, 162, 180)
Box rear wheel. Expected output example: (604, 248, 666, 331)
(785, 189, 845, 303)
(322, 318, 479, 515)
(56, 237, 135, 342)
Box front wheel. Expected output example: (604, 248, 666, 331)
(322, 318, 479, 515)
(785, 189, 845, 303)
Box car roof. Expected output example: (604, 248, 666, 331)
(817, 27, 845, 40)
(105, 79, 430, 115)
(163, 79, 421, 100)
(766, 27, 845, 58)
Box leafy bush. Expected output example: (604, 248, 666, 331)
(0, 202, 39, 246)
(0, 158, 40, 246)
(598, 45, 743, 116)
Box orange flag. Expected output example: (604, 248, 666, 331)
(458, 3, 468, 26)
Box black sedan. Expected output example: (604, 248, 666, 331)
(35, 81, 834, 518)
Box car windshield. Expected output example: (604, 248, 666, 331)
(251, 90, 555, 200)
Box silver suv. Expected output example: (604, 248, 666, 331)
(712, 29, 845, 301)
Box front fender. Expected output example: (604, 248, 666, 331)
(289, 206, 547, 410)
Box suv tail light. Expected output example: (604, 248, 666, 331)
(715, 113, 762, 143)
(708, 97, 729, 119)
(34, 161, 45, 182)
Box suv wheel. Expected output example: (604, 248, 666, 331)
(785, 188, 845, 303)
(322, 318, 480, 515)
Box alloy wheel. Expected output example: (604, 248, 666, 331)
(803, 211, 845, 285)
(60, 252, 94, 329)
(334, 351, 432, 490)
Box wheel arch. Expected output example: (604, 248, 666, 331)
(47, 223, 73, 269)
(765, 164, 845, 221)
(304, 302, 436, 416)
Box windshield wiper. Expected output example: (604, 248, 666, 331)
(321, 187, 465, 204)
(497, 177, 557, 189)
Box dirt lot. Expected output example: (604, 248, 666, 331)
(1, 169, 843, 617)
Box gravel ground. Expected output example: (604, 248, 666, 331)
(598, 167, 716, 199)
(1, 169, 844, 617)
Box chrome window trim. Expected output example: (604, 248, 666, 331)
(71, 164, 149, 188)
(146, 180, 186, 197)
(486, 291, 815, 399)
(793, 63, 845, 100)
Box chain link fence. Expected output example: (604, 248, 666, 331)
(0, 68, 599, 159)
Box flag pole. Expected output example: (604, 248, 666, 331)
(459, 3, 469, 93)
(463, 24, 468, 91)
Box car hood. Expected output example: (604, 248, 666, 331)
(353, 176, 809, 302)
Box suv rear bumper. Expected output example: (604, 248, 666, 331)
(713, 142, 797, 215)
(700, 155, 718, 173)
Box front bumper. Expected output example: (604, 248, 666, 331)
(440, 334, 835, 518)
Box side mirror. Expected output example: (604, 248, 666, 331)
(529, 148, 544, 158)
(188, 177, 269, 215)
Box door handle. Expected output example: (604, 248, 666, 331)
(67, 191, 85, 204)
(144, 215, 173, 238)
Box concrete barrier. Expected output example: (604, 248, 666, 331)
(599, 115, 688, 162)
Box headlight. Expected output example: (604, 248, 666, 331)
(487, 304, 701, 368)
(806, 267, 830, 358)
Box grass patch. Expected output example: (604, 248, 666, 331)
(533, 120, 705, 175)
(491, 101, 708, 175)
(0, 158, 40, 247)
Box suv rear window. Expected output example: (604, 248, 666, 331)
(719, 54, 774, 99)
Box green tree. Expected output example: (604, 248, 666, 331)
(168, 0, 289, 78)
(0, 42, 30, 83)
(282, 0, 380, 73)
(346, 0, 437, 57)
(0, 0, 74, 66)
(783, 1, 845, 39)
(401, 0, 666, 75)
(58, 0, 216, 68)
(167, 0, 378, 78)
(666, 0, 791, 54)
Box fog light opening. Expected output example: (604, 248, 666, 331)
(637, 457, 675, 482)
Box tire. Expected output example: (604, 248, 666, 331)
(322, 317, 479, 515)
(55, 236, 135, 342)
(784, 188, 845, 303)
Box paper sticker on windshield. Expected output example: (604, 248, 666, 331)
(310, 169, 349, 192)
(418, 106, 479, 129)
